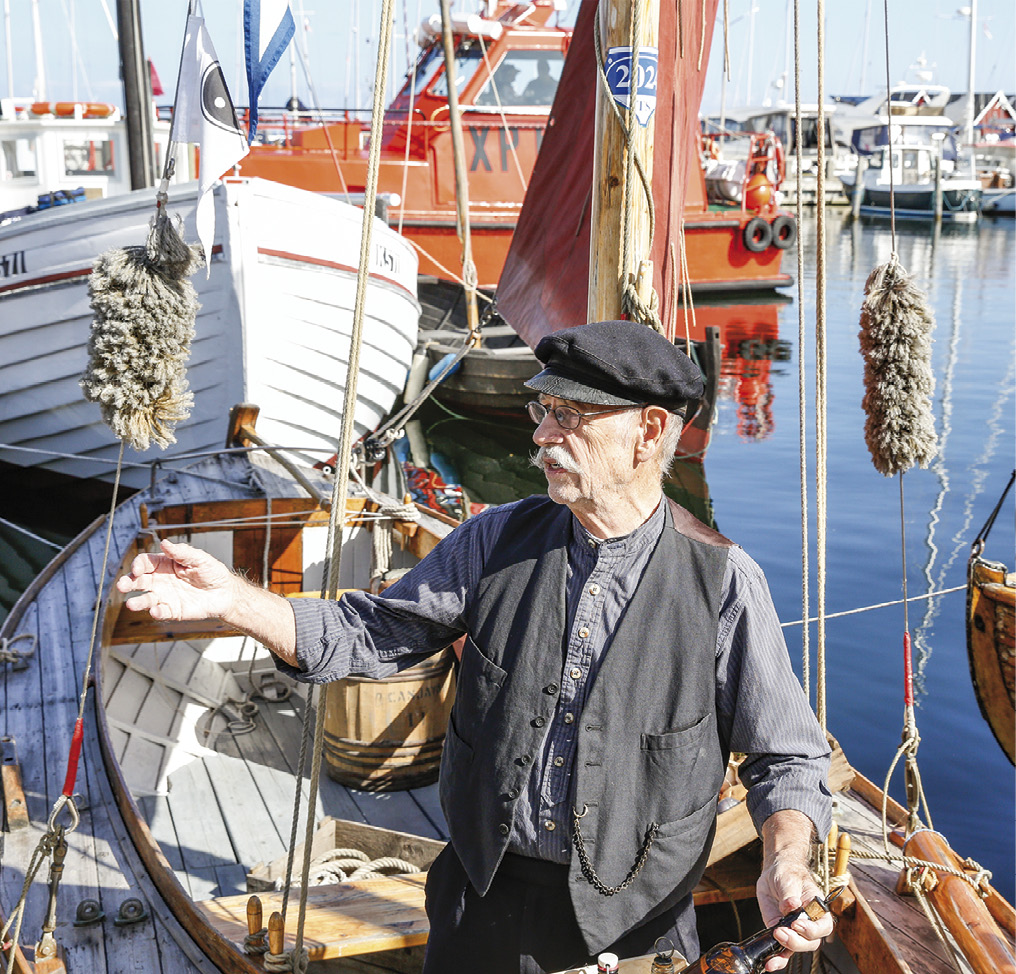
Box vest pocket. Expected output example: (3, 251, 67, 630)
(640, 710, 711, 750)
(450, 637, 507, 739)
(637, 712, 723, 823)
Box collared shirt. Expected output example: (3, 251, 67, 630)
(281, 496, 832, 857)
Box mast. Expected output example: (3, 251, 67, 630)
(438, 0, 479, 334)
(588, 0, 661, 322)
(116, 0, 155, 189)
(3, 0, 12, 98)
(31, 0, 46, 100)
(964, 0, 977, 146)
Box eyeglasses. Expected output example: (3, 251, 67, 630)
(525, 400, 644, 430)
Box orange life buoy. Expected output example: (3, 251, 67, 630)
(52, 102, 117, 119)
(29, 101, 52, 115)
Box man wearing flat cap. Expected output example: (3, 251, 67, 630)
(117, 321, 833, 973)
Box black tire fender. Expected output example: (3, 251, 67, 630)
(771, 213, 797, 249)
(743, 216, 772, 253)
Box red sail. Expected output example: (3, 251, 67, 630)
(497, 0, 719, 347)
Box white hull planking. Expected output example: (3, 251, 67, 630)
(0, 177, 420, 485)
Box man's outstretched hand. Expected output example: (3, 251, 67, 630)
(116, 538, 238, 622)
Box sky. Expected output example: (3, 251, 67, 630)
(1, 0, 1012, 117)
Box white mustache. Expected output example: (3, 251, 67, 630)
(531, 446, 583, 475)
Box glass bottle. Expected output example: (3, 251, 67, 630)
(681, 896, 831, 974)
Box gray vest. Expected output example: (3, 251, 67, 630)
(439, 495, 732, 950)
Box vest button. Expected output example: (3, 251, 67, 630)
(519, 754, 532, 765)
(507, 789, 519, 800)
(544, 683, 559, 695)
(532, 716, 546, 728)
(499, 823, 510, 836)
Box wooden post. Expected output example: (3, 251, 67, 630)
(438, 0, 479, 337)
(588, 0, 661, 322)
(851, 156, 866, 218)
(933, 141, 944, 222)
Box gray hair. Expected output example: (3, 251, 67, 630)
(620, 407, 685, 481)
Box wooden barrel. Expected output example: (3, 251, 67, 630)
(322, 651, 456, 791)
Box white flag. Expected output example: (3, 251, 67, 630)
(170, 15, 249, 267)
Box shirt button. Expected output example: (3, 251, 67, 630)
(569, 666, 582, 680)
(553, 756, 565, 767)
(589, 584, 600, 595)
(578, 626, 590, 639)
(543, 821, 556, 832)
(499, 823, 510, 836)
(532, 716, 546, 728)
(563, 712, 574, 724)
(587, 537, 597, 547)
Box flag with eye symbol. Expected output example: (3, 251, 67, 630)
(244, 0, 296, 140)
(170, 14, 249, 267)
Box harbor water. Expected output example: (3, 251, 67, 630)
(1, 208, 1013, 903)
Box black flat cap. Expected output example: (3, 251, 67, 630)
(525, 320, 704, 412)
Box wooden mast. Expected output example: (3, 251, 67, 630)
(588, 0, 661, 322)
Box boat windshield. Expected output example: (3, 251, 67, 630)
(852, 123, 958, 155)
(473, 50, 564, 108)
(430, 46, 484, 98)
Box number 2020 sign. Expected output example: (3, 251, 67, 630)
(604, 46, 659, 127)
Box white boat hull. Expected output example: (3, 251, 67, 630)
(0, 177, 420, 486)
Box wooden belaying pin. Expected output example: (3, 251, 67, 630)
(268, 911, 285, 956)
(247, 896, 262, 938)
(834, 832, 851, 877)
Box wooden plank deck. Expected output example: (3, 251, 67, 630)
(0, 489, 220, 974)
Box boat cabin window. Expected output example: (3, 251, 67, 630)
(401, 44, 450, 99)
(430, 45, 484, 98)
(474, 51, 564, 108)
(63, 136, 116, 176)
(1, 137, 37, 179)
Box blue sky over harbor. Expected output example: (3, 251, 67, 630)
(1, 1, 1012, 116)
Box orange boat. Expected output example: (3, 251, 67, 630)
(236, 0, 792, 295)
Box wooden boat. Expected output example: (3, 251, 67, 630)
(0, 176, 420, 489)
(236, 0, 793, 297)
(967, 546, 1016, 766)
(0, 417, 462, 974)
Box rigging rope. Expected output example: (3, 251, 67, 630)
(476, 33, 529, 193)
(286, 3, 399, 967)
(792, 0, 810, 704)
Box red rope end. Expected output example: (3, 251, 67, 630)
(62, 717, 85, 797)
(903, 631, 914, 707)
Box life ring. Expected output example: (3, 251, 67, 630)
(52, 102, 116, 119)
(743, 216, 772, 253)
(771, 214, 797, 249)
(29, 101, 52, 115)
